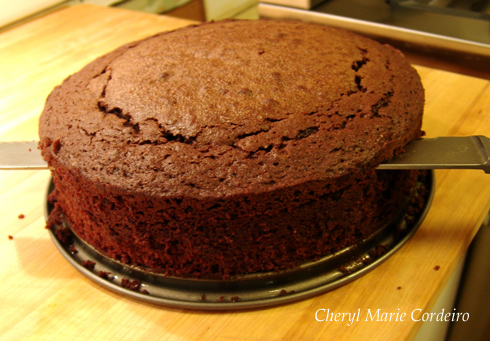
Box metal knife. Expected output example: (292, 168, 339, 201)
(0, 141, 47, 170)
(1, 136, 489, 173)
(376, 135, 490, 173)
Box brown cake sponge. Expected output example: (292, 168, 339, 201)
(39, 19, 424, 278)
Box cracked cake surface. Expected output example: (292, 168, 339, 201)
(39, 19, 423, 198)
(39, 19, 425, 278)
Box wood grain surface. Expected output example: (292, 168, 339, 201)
(1, 4, 489, 340)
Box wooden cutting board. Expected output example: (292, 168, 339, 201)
(1, 4, 490, 340)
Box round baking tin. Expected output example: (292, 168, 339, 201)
(45, 172, 434, 310)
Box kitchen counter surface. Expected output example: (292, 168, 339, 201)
(1, 4, 490, 340)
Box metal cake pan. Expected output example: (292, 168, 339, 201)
(45, 171, 434, 310)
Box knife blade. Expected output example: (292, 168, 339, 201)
(1, 136, 489, 173)
(0, 141, 47, 170)
(377, 136, 490, 173)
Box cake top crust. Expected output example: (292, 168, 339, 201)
(39, 19, 424, 198)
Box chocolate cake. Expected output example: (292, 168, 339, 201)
(39, 19, 425, 279)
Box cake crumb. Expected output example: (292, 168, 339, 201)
(279, 289, 295, 296)
(98, 271, 113, 280)
(82, 260, 96, 271)
(18, 214, 25, 219)
(121, 277, 141, 291)
(54, 227, 73, 245)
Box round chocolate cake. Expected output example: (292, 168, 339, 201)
(39, 19, 425, 279)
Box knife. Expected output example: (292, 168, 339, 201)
(0, 141, 47, 170)
(376, 135, 490, 173)
(1, 136, 489, 173)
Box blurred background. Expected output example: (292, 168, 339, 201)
(0, 0, 259, 28)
